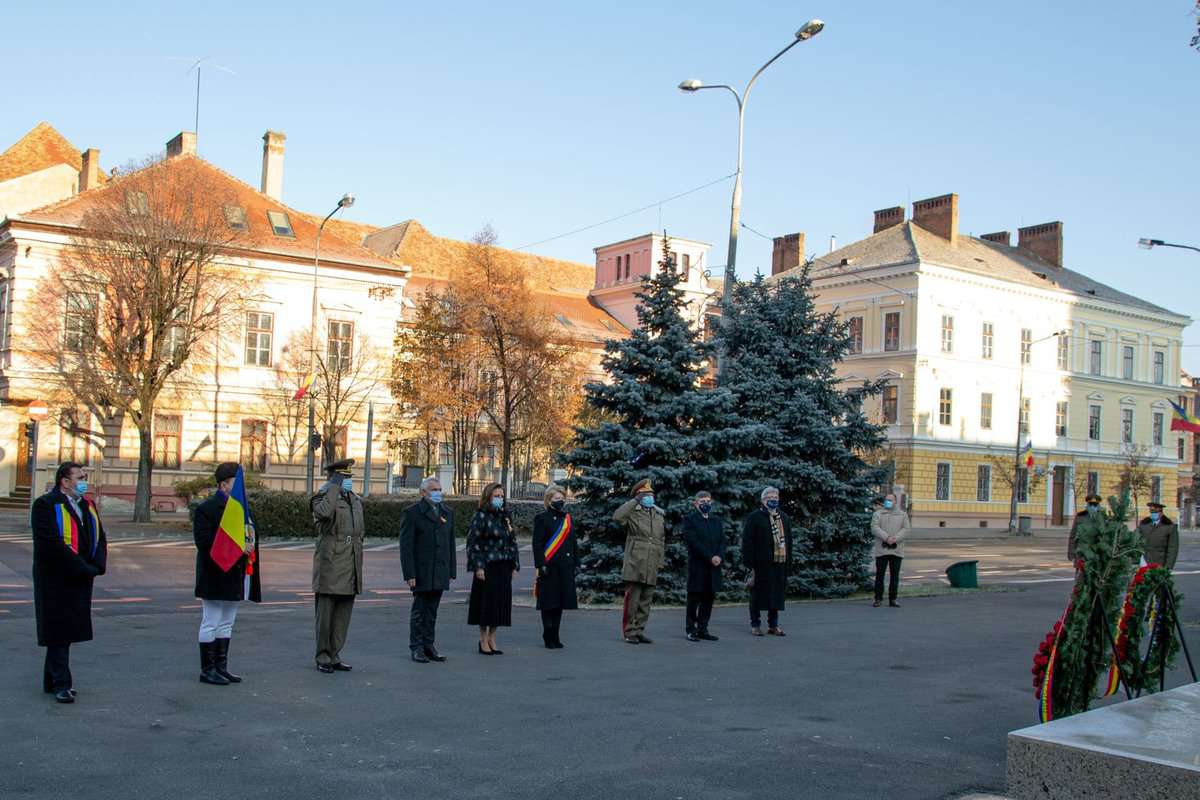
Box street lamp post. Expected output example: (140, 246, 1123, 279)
(679, 18, 824, 383)
(1138, 238, 1200, 255)
(306, 193, 355, 494)
(1009, 330, 1069, 533)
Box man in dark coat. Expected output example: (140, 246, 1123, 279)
(311, 458, 364, 673)
(193, 462, 261, 685)
(400, 476, 456, 663)
(32, 461, 107, 703)
(741, 485, 792, 637)
(1138, 501, 1180, 570)
(682, 490, 724, 642)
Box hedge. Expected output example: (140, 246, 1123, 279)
(237, 490, 547, 540)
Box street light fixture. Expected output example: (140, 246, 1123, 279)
(306, 192, 356, 494)
(1009, 329, 1070, 533)
(678, 18, 825, 382)
(1139, 237, 1200, 254)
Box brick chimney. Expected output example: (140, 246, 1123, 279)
(166, 132, 197, 158)
(1017, 221, 1063, 267)
(771, 232, 804, 275)
(980, 230, 1011, 246)
(79, 148, 100, 192)
(911, 193, 959, 245)
(261, 130, 286, 200)
(873, 206, 905, 233)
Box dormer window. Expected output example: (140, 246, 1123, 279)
(223, 205, 248, 231)
(266, 210, 295, 238)
(125, 190, 149, 216)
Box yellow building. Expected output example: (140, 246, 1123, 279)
(772, 193, 1191, 529)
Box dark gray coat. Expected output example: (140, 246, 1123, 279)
(682, 510, 725, 593)
(532, 508, 578, 611)
(400, 498, 457, 591)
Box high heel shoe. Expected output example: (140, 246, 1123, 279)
(490, 645, 504, 655)
(478, 643, 494, 656)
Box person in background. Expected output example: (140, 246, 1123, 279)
(1138, 501, 1179, 570)
(400, 476, 456, 663)
(466, 483, 519, 655)
(311, 459, 364, 674)
(193, 462, 261, 685)
(1067, 493, 1103, 562)
(31, 461, 107, 704)
(614, 478, 665, 644)
(741, 486, 792, 637)
(682, 490, 724, 642)
(532, 485, 578, 649)
(870, 492, 909, 608)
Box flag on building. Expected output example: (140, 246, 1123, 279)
(1022, 441, 1034, 469)
(292, 372, 316, 401)
(210, 465, 250, 572)
(1168, 399, 1200, 434)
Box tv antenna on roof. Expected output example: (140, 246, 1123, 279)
(167, 57, 236, 144)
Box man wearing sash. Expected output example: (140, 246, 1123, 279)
(31, 461, 107, 703)
(532, 485, 578, 648)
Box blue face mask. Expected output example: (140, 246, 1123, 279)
(1150, 512, 1161, 523)
(491, 497, 504, 510)
(765, 499, 780, 511)
(1087, 503, 1100, 513)
(341, 478, 354, 493)
(640, 495, 655, 508)
(698, 502, 712, 514)
(74, 480, 88, 495)
(883, 500, 893, 510)
(429, 490, 443, 504)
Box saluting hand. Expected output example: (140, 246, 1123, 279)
(475, 568, 486, 581)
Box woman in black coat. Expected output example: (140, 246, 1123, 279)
(532, 485, 578, 649)
(192, 463, 261, 685)
(741, 486, 792, 637)
(682, 491, 724, 641)
(466, 482, 519, 655)
(31, 462, 107, 703)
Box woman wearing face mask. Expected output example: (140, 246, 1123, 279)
(466, 483, 520, 654)
(532, 485, 578, 648)
(870, 492, 910, 608)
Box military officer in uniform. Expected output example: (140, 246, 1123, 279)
(311, 458, 364, 673)
(1067, 493, 1103, 562)
(614, 478, 665, 644)
(1138, 501, 1179, 570)
(400, 476, 456, 663)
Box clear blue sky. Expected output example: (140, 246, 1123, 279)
(5, 2, 1199, 369)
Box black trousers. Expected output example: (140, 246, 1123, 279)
(409, 590, 443, 651)
(686, 591, 715, 634)
(540, 609, 563, 645)
(874, 555, 902, 601)
(43, 644, 71, 693)
(750, 607, 779, 629)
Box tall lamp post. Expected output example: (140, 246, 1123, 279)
(1139, 238, 1200, 255)
(1009, 329, 1069, 533)
(678, 18, 824, 382)
(307, 192, 355, 494)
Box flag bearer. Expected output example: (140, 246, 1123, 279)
(312, 459, 364, 673)
(193, 462, 261, 685)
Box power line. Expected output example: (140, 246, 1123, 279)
(515, 173, 736, 251)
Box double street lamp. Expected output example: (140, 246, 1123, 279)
(1009, 329, 1069, 533)
(678, 18, 825, 382)
(306, 192, 356, 494)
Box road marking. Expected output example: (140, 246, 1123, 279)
(0, 599, 32, 605)
(93, 597, 151, 603)
(367, 544, 397, 552)
(276, 544, 314, 551)
(140, 541, 192, 548)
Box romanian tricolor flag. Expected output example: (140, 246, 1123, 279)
(210, 466, 250, 572)
(543, 514, 572, 562)
(1022, 441, 1034, 470)
(292, 372, 316, 401)
(1168, 400, 1200, 434)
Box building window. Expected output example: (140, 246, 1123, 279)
(623, 254, 630, 279)
(1020, 397, 1031, 436)
(682, 253, 691, 271)
(223, 205, 248, 231)
(1087, 471, 1099, 497)
(1153, 412, 1164, 446)
(1178, 437, 1185, 461)
(939, 388, 953, 426)
(941, 315, 954, 354)
(64, 292, 98, 352)
(981, 322, 994, 360)
(266, 210, 295, 237)
(1122, 345, 1134, 380)
(1057, 334, 1069, 370)
(153, 415, 182, 469)
(883, 311, 900, 352)
(125, 190, 149, 215)
(1089, 404, 1102, 441)
(1121, 408, 1134, 444)
(0, 283, 8, 353)
(1056, 401, 1068, 438)
(980, 392, 993, 430)
(1151, 475, 1162, 505)
(1017, 468, 1030, 504)
(244, 311, 274, 366)
(936, 462, 951, 500)
(847, 316, 863, 355)
(1153, 351, 1165, 385)
(1020, 328, 1032, 365)
(1090, 340, 1103, 375)
(439, 441, 453, 466)
(240, 419, 268, 472)
(57, 407, 91, 465)
(1179, 396, 1189, 415)
(976, 464, 991, 502)
(327, 320, 354, 372)
(881, 385, 898, 425)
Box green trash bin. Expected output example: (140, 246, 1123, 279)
(946, 560, 979, 589)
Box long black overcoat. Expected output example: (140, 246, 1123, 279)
(193, 491, 262, 602)
(32, 488, 108, 646)
(682, 510, 725, 593)
(400, 499, 457, 592)
(532, 508, 578, 611)
(741, 507, 793, 612)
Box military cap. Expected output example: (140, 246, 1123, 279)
(1084, 494, 1102, 504)
(214, 462, 239, 482)
(1147, 501, 1165, 510)
(630, 478, 653, 496)
(326, 458, 355, 476)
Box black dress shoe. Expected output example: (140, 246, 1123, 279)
(490, 648, 503, 656)
(55, 689, 74, 704)
(889, 601, 901, 608)
(316, 663, 335, 673)
(873, 600, 882, 607)
(636, 635, 653, 644)
(411, 650, 430, 663)
(331, 662, 353, 671)
(698, 632, 719, 641)
(553, 641, 564, 649)
(424, 647, 447, 662)
(623, 636, 640, 644)
(686, 632, 700, 642)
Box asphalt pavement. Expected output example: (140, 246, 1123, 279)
(1, 527, 1198, 800)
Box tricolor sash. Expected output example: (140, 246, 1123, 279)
(85, 503, 101, 558)
(543, 514, 571, 563)
(56, 504, 80, 554)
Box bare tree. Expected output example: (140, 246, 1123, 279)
(262, 339, 311, 465)
(27, 156, 254, 520)
(987, 452, 1045, 525)
(1113, 444, 1154, 525)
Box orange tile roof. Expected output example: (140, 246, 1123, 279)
(0, 122, 105, 184)
(13, 154, 399, 272)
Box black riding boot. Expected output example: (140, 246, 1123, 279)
(199, 642, 229, 686)
(214, 638, 242, 683)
